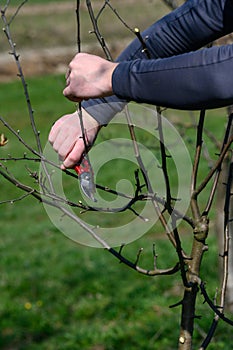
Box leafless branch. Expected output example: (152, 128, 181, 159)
(1, 2, 233, 349)
(86, 0, 113, 60)
(162, 0, 179, 10)
(204, 113, 233, 214)
(191, 109, 206, 221)
(199, 282, 233, 326)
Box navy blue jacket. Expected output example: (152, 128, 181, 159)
(83, 0, 233, 125)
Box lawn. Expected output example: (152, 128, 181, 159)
(1, 0, 169, 52)
(0, 72, 232, 349)
(0, 1, 233, 349)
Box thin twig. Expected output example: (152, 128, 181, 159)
(86, 0, 113, 60)
(194, 136, 233, 197)
(203, 113, 233, 215)
(190, 110, 206, 221)
(200, 282, 233, 326)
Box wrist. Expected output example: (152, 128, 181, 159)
(108, 62, 119, 95)
(100, 62, 119, 97)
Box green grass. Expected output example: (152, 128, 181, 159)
(3, 0, 71, 5)
(0, 74, 232, 349)
(1, 0, 169, 52)
(1, 1, 232, 348)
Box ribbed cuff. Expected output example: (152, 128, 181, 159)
(82, 97, 126, 126)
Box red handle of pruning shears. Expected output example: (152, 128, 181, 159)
(74, 156, 91, 176)
(74, 155, 96, 202)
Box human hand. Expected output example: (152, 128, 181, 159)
(63, 53, 118, 102)
(49, 110, 100, 169)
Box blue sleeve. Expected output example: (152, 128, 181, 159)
(83, 0, 233, 124)
(112, 43, 233, 110)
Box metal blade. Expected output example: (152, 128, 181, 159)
(74, 156, 97, 202)
(79, 172, 97, 202)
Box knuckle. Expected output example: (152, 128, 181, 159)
(69, 61, 75, 69)
(52, 145, 58, 153)
(48, 136, 53, 144)
(59, 150, 66, 159)
(67, 154, 77, 164)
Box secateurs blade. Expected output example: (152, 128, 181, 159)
(74, 155, 97, 202)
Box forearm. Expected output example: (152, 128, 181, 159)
(116, 0, 233, 61)
(113, 43, 233, 110)
(83, 0, 233, 122)
(51, 0, 233, 168)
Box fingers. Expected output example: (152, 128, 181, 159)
(49, 111, 100, 170)
(63, 89, 83, 102)
(63, 77, 84, 103)
(49, 116, 70, 150)
(62, 53, 116, 102)
(50, 131, 85, 169)
(65, 67, 71, 82)
(48, 113, 84, 168)
(52, 134, 75, 161)
(63, 59, 83, 102)
(62, 138, 85, 169)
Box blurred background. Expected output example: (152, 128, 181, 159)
(0, 1, 232, 349)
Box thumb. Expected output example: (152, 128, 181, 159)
(62, 138, 86, 169)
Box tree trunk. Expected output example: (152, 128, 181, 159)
(178, 218, 209, 350)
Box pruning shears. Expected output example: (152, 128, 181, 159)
(74, 155, 97, 202)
